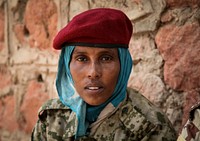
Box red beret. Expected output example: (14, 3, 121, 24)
(53, 8, 133, 50)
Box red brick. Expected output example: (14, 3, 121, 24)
(0, 66, 12, 93)
(13, 24, 26, 44)
(20, 80, 49, 133)
(0, 95, 19, 132)
(24, 0, 58, 50)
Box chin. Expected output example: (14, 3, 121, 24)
(86, 101, 103, 106)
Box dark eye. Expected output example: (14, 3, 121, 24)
(76, 56, 87, 62)
(101, 56, 112, 61)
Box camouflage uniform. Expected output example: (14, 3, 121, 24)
(177, 102, 200, 141)
(32, 88, 177, 141)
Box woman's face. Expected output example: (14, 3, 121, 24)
(70, 46, 120, 106)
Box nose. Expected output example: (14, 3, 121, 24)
(87, 62, 102, 79)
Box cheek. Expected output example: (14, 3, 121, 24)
(70, 64, 85, 93)
(105, 63, 120, 84)
(70, 63, 82, 82)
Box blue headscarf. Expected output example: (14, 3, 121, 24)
(56, 46, 132, 138)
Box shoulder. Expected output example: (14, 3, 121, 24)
(39, 98, 69, 111)
(37, 98, 71, 121)
(119, 87, 177, 140)
(32, 99, 77, 140)
(126, 87, 168, 125)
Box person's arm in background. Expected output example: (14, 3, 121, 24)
(177, 102, 200, 141)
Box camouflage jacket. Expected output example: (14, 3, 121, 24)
(31, 87, 177, 141)
(177, 102, 200, 141)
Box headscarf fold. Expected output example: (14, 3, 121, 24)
(56, 46, 132, 138)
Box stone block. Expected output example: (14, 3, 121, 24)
(129, 34, 163, 75)
(0, 2, 8, 64)
(156, 22, 200, 91)
(69, 0, 88, 21)
(0, 65, 12, 97)
(166, 0, 200, 7)
(129, 73, 166, 105)
(131, 0, 166, 33)
(0, 6, 4, 51)
(10, 47, 38, 65)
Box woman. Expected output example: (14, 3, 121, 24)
(32, 8, 177, 141)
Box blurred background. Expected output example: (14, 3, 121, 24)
(0, 0, 200, 140)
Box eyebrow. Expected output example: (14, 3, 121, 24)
(73, 48, 117, 55)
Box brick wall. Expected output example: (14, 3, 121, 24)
(0, 0, 200, 140)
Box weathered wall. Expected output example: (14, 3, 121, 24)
(0, 0, 200, 140)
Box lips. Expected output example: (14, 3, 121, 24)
(87, 86, 101, 90)
(84, 83, 104, 95)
